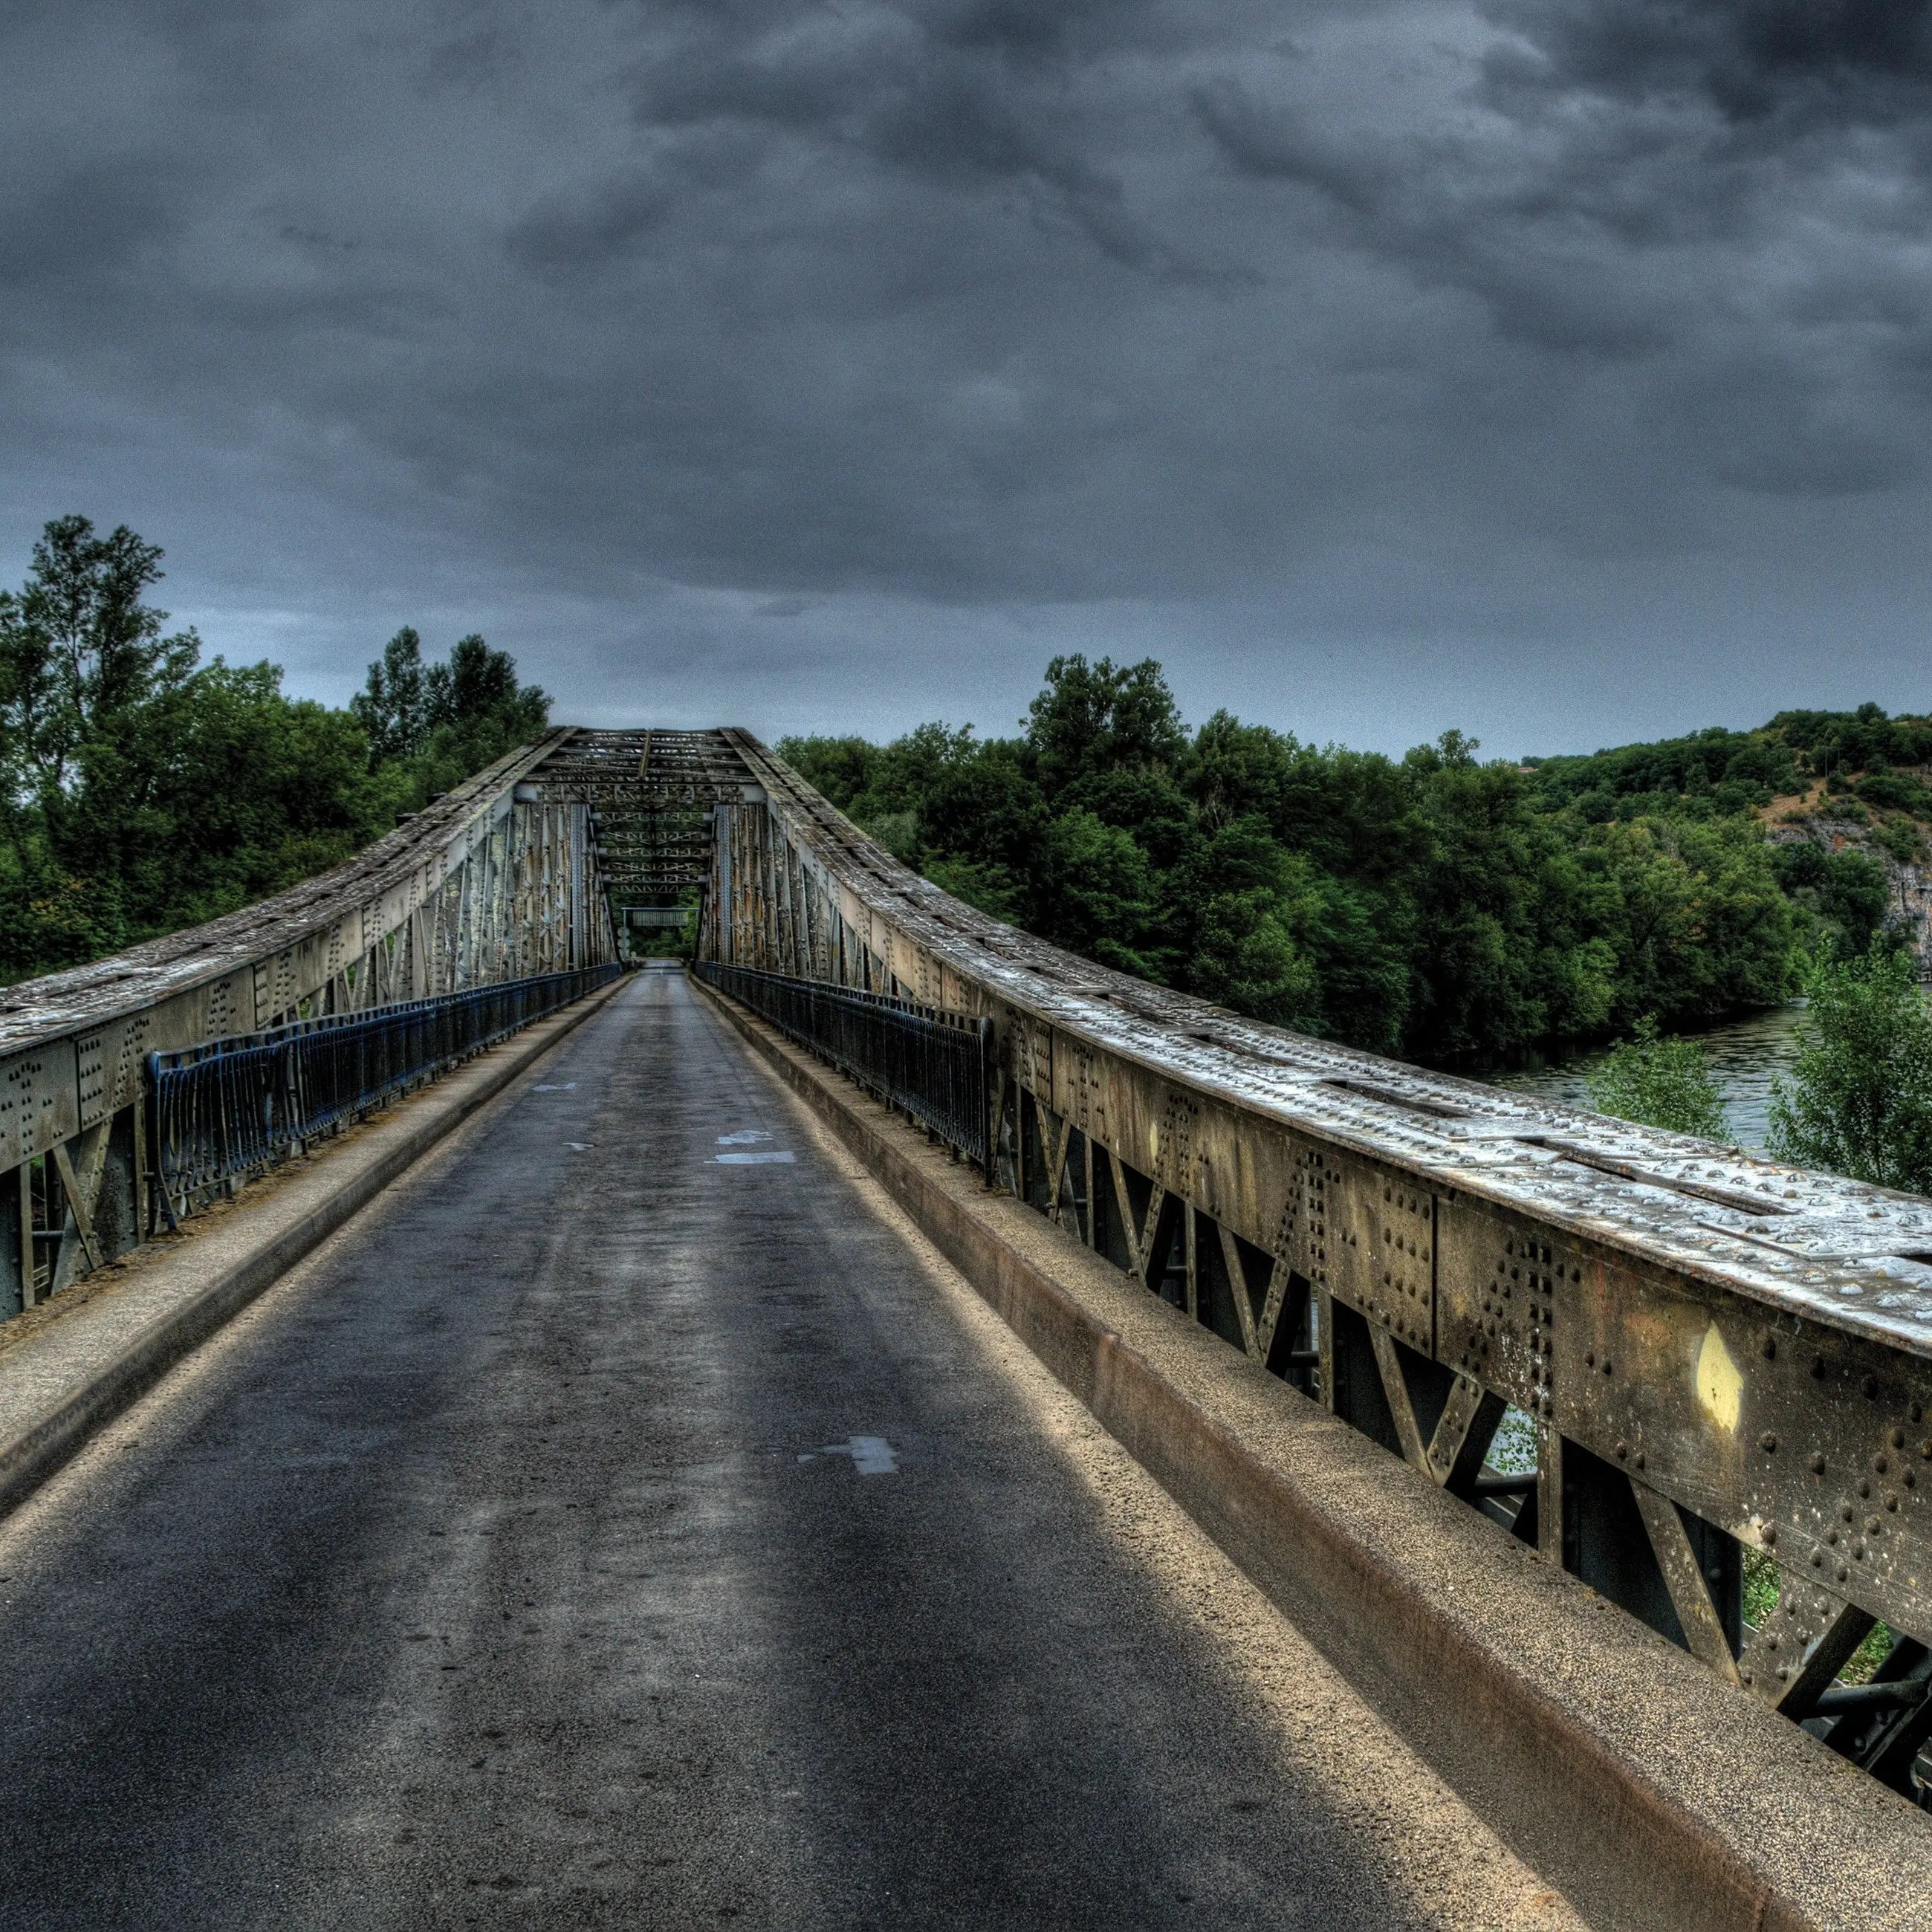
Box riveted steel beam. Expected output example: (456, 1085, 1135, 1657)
(682, 724, 1932, 1802)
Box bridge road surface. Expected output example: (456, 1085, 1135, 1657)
(0, 967, 1575, 1931)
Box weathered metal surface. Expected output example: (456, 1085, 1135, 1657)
(664, 725, 1932, 1794)
(0, 730, 617, 1312)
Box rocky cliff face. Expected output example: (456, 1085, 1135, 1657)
(1767, 805, 1932, 973)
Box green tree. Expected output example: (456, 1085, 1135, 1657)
(1769, 941, 1932, 1194)
(1587, 816, 1800, 1028)
(349, 626, 428, 762)
(1770, 840, 1892, 956)
(1026, 655, 1185, 793)
(1587, 1018, 1731, 1140)
(0, 518, 555, 983)
(350, 629, 549, 797)
(0, 515, 198, 795)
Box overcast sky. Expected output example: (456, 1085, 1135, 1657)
(4, 1, 1931, 757)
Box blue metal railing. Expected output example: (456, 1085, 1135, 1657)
(149, 964, 623, 1213)
(696, 960, 992, 1171)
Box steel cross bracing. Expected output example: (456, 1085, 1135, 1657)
(684, 726, 1932, 1800)
(522, 730, 758, 910)
(0, 730, 620, 1315)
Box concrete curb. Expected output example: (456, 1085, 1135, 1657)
(0, 973, 630, 1523)
(696, 974, 1932, 1932)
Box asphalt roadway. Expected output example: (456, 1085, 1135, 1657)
(0, 967, 1575, 1930)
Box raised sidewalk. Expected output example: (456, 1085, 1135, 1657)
(0, 973, 629, 1520)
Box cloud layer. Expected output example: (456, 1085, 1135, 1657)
(3, 0, 1931, 753)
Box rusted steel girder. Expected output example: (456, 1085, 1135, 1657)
(681, 725, 1932, 1796)
(0, 730, 620, 1312)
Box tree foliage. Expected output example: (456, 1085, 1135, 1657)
(1586, 1019, 1731, 1141)
(0, 516, 548, 982)
(1769, 942, 1932, 1193)
(349, 626, 548, 791)
(783, 655, 1819, 1068)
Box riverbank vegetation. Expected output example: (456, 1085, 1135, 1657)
(1769, 941, 1932, 1194)
(1584, 1020, 1731, 1141)
(784, 658, 1926, 1069)
(0, 516, 546, 980)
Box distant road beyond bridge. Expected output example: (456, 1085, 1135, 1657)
(0, 728, 1925, 1930)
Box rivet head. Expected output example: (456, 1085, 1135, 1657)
(1601, 1358, 1612, 1375)
(1886, 1494, 1899, 1511)
(1634, 1451, 1645, 1469)
(1762, 1336, 1777, 1360)
(1812, 1357, 1827, 1379)
(1836, 1563, 1850, 1582)
(1762, 1523, 1777, 1546)
(1585, 1349, 1595, 1367)
(1859, 1479, 1872, 1499)
(1863, 1375, 1878, 1398)
(1615, 1440, 1628, 1461)
(1876, 1455, 1890, 1474)
(1891, 1427, 1907, 1449)
(1827, 1529, 1840, 1545)
(1867, 1517, 1882, 1536)
(1810, 1452, 1827, 1474)
(1760, 1433, 1778, 1453)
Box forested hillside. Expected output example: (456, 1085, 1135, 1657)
(784, 664, 1930, 1069)
(4, 515, 1922, 1069)
(0, 517, 546, 982)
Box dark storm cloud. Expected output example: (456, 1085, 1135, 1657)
(5, 0, 1932, 754)
(1488, 1, 1932, 122)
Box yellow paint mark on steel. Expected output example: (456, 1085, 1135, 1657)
(1697, 1321, 1742, 1433)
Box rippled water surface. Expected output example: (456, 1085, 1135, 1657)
(1485, 1004, 1809, 1155)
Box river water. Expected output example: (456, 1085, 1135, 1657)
(1485, 1004, 1809, 1155)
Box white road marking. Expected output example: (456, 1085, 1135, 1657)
(565, 1142, 592, 1152)
(716, 1151, 794, 1164)
(532, 1083, 578, 1091)
(820, 1436, 898, 1476)
(717, 1129, 773, 1144)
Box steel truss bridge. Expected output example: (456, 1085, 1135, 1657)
(1, 724, 1930, 1889)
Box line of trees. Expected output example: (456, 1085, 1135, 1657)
(782, 655, 1896, 1069)
(0, 516, 547, 981)
(2, 518, 1917, 1093)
